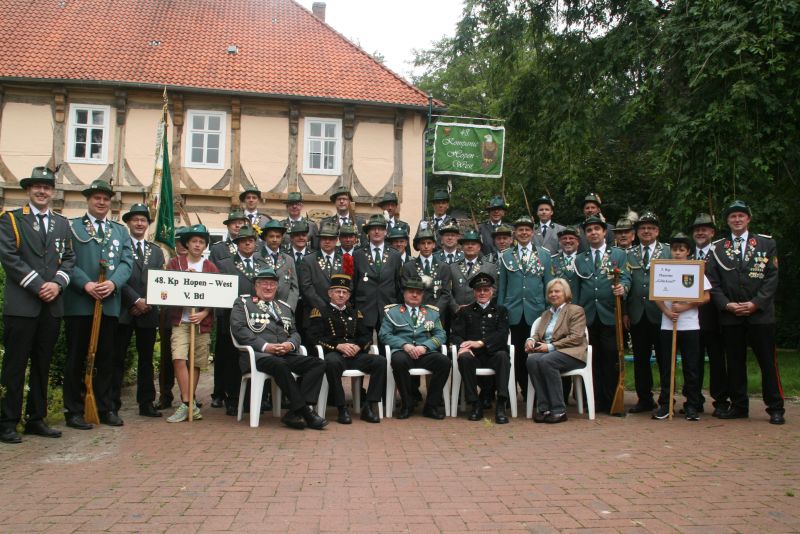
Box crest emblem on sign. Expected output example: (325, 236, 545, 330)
(682, 274, 694, 288)
(161, 291, 168, 300)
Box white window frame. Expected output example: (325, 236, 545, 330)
(303, 117, 342, 175)
(185, 110, 227, 170)
(66, 104, 111, 165)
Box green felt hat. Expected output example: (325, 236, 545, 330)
(413, 228, 436, 249)
(338, 223, 357, 236)
(20, 166, 56, 189)
(583, 192, 602, 207)
(636, 211, 660, 227)
(288, 220, 310, 234)
(260, 219, 287, 236)
(724, 200, 752, 218)
(614, 218, 635, 231)
(691, 213, 716, 229)
(387, 226, 409, 241)
(403, 276, 425, 291)
(485, 195, 507, 210)
(254, 267, 278, 280)
(239, 185, 261, 202)
(459, 229, 482, 244)
(669, 232, 693, 248)
(285, 192, 303, 204)
(513, 216, 535, 229)
(432, 189, 450, 202)
(491, 224, 513, 236)
(378, 192, 399, 206)
(179, 224, 210, 246)
(233, 225, 259, 242)
(438, 220, 460, 234)
(363, 214, 388, 232)
(582, 215, 607, 230)
(534, 195, 554, 209)
(122, 203, 151, 223)
(318, 222, 340, 238)
(329, 186, 353, 202)
(81, 179, 113, 198)
(223, 208, 247, 225)
(557, 225, 580, 238)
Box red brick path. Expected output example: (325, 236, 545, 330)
(0, 380, 797, 533)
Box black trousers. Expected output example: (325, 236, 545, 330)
(587, 319, 617, 413)
(113, 324, 157, 410)
(158, 319, 174, 406)
(251, 353, 326, 412)
(721, 323, 784, 415)
(214, 314, 241, 403)
(1, 313, 60, 426)
(64, 315, 118, 415)
(630, 317, 663, 405)
(658, 329, 702, 410)
(699, 328, 727, 408)
(457, 349, 511, 403)
(390, 350, 450, 408)
(323, 351, 386, 406)
(510, 320, 533, 398)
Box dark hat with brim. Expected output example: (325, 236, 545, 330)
(557, 226, 580, 239)
(378, 192, 399, 206)
(285, 192, 303, 204)
(20, 166, 56, 189)
(318, 222, 340, 238)
(223, 208, 247, 225)
(583, 192, 602, 206)
(513, 216, 535, 229)
(239, 186, 261, 202)
(691, 213, 716, 229)
(635, 211, 660, 227)
(122, 203, 151, 223)
(534, 195, 554, 209)
(469, 272, 495, 289)
(432, 189, 450, 202)
(724, 200, 752, 218)
(669, 232, 693, 248)
(387, 226, 409, 241)
(329, 186, 353, 202)
(614, 218, 635, 231)
(485, 195, 507, 211)
(260, 220, 287, 237)
(288, 220, 310, 234)
(329, 274, 352, 292)
(413, 228, 436, 249)
(582, 215, 607, 230)
(254, 267, 279, 280)
(179, 224, 210, 246)
(338, 223, 357, 236)
(459, 229, 482, 245)
(233, 225, 259, 242)
(438, 221, 460, 234)
(403, 277, 425, 291)
(82, 179, 113, 198)
(363, 214, 387, 232)
(492, 224, 513, 236)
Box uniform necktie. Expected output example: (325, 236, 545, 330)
(37, 213, 47, 241)
(325, 255, 332, 275)
(541, 224, 548, 237)
(696, 249, 704, 260)
(411, 307, 418, 324)
(271, 252, 278, 264)
(434, 217, 442, 229)
(340, 217, 348, 226)
(565, 255, 573, 265)
(447, 253, 454, 264)
(521, 247, 529, 266)
(424, 258, 431, 276)
(373, 247, 382, 272)
(642, 246, 651, 268)
(244, 257, 253, 274)
(249, 214, 256, 224)
(594, 249, 601, 270)
(136, 241, 144, 262)
(96, 220, 105, 240)
(267, 301, 278, 321)
(295, 251, 303, 263)
(466, 261, 474, 276)
(734, 237, 744, 261)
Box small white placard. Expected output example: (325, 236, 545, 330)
(146, 269, 239, 308)
(648, 260, 705, 302)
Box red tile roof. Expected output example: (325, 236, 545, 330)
(0, 0, 434, 108)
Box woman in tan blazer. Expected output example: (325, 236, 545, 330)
(525, 278, 588, 423)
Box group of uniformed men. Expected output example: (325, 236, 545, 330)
(0, 167, 784, 442)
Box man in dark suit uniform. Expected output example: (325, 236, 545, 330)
(533, 195, 565, 253)
(379, 192, 411, 236)
(483, 224, 514, 263)
(478, 195, 507, 256)
(230, 268, 328, 429)
(691, 212, 728, 416)
(209, 209, 247, 267)
(0, 167, 75, 443)
(624, 211, 671, 414)
(387, 226, 411, 263)
(214, 225, 270, 414)
(578, 193, 615, 250)
(352, 214, 403, 336)
(418, 189, 463, 248)
(63, 179, 133, 429)
(299, 222, 346, 314)
(402, 228, 451, 313)
(307, 274, 384, 424)
(280, 192, 319, 251)
(322, 186, 366, 247)
(450, 273, 510, 424)
(114, 204, 165, 418)
(706, 201, 784, 424)
(240, 186, 271, 228)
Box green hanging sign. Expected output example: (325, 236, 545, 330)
(432, 122, 505, 178)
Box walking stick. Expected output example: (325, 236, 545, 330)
(188, 307, 196, 422)
(610, 269, 626, 416)
(669, 320, 678, 420)
(84, 265, 105, 425)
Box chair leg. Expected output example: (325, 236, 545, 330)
(317, 375, 328, 418)
(385, 362, 395, 419)
(249, 376, 265, 428)
(237, 378, 248, 422)
(272, 380, 281, 417)
(352, 376, 362, 413)
(443, 373, 451, 417)
(574, 375, 585, 414)
(450, 368, 461, 418)
(584, 375, 596, 420)
(508, 373, 518, 418)
(526, 376, 535, 419)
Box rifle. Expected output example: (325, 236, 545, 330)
(609, 269, 626, 416)
(84, 265, 105, 425)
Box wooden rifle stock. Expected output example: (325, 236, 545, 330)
(83, 267, 105, 425)
(609, 270, 626, 416)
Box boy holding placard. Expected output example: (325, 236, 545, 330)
(653, 233, 711, 421)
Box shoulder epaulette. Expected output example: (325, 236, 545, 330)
(540, 245, 551, 254)
(424, 305, 439, 312)
(109, 220, 126, 228)
(356, 310, 364, 319)
(384, 303, 399, 310)
(52, 211, 68, 220)
(309, 308, 321, 318)
(240, 294, 251, 298)
(711, 237, 726, 246)
(277, 299, 291, 308)
(758, 233, 773, 239)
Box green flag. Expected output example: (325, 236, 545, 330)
(432, 122, 505, 178)
(154, 133, 175, 249)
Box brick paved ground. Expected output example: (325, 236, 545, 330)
(0, 377, 797, 533)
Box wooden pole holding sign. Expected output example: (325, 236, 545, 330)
(648, 260, 706, 421)
(188, 307, 196, 423)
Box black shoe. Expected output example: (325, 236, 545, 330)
(302, 406, 328, 430)
(468, 403, 483, 421)
(544, 412, 567, 424)
(65, 414, 93, 430)
(156, 399, 173, 411)
(100, 412, 124, 426)
(139, 404, 162, 418)
(24, 420, 62, 438)
(684, 407, 700, 421)
(195, 401, 203, 409)
(262, 392, 273, 412)
(717, 407, 749, 420)
(481, 398, 493, 410)
(281, 411, 306, 430)
(712, 402, 730, 418)
(397, 406, 413, 419)
(652, 405, 670, 420)
(0, 427, 22, 444)
(210, 397, 224, 409)
(337, 406, 352, 425)
(422, 405, 445, 420)
(495, 404, 509, 425)
(628, 401, 656, 414)
(360, 403, 380, 423)
(533, 411, 549, 423)
(769, 413, 786, 425)
(225, 405, 238, 416)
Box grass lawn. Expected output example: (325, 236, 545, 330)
(624, 348, 800, 399)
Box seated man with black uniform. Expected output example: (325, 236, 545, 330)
(450, 273, 510, 424)
(230, 267, 328, 430)
(307, 274, 385, 424)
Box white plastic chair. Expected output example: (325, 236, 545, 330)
(450, 333, 518, 418)
(230, 328, 313, 427)
(384, 344, 451, 418)
(525, 317, 595, 420)
(316, 345, 383, 419)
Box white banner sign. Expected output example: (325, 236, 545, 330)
(648, 260, 705, 302)
(146, 269, 239, 308)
